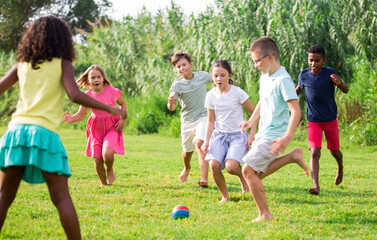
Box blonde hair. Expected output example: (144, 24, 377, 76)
(76, 64, 111, 88)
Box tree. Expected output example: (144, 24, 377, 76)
(0, 0, 53, 51)
(0, 0, 112, 51)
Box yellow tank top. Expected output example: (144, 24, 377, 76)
(10, 58, 64, 133)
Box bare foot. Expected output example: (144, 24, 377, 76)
(292, 147, 309, 176)
(107, 169, 116, 184)
(335, 167, 343, 186)
(252, 214, 274, 222)
(99, 184, 107, 188)
(308, 187, 320, 195)
(219, 196, 230, 204)
(197, 180, 208, 188)
(179, 168, 190, 183)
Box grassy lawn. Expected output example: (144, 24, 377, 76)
(0, 127, 376, 239)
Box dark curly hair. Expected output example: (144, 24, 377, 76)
(16, 15, 75, 69)
(308, 44, 326, 58)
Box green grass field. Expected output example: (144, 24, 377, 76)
(0, 127, 376, 239)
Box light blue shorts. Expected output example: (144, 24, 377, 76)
(205, 131, 248, 170)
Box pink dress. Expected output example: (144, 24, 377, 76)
(85, 85, 124, 157)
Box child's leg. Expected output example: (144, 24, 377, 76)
(93, 157, 107, 186)
(330, 149, 343, 185)
(242, 164, 273, 222)
(225, 160, 249, 193)
(309, 147, 321, 194)
(323, 119, 343, 186)
(180, 151, 193, 183)
(42, 171, 81, 240)
(307, 121, 325, 195)
(0, 166, 25, 231)
(257, 148, 308, 179)
(195, 139, 208, 186)
(103, 147, 115, 184)
(209, 160, 229, 203)
(243, 148, 308, 221)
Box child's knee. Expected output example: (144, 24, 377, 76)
(242, 164, 251, 176)
(225, 161, 238, 174)
(195, 140, 204, 149)
(209, 160, 221, 171)
(330, 149, 342, 158)
(93, 157, 103, 165)
(310, 148, 321, 159)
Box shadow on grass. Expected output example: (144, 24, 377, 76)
(323, 214, 377, 224)
(229, 195, 250, 202)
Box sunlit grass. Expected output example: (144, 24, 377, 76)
(0, 127, 376, 239)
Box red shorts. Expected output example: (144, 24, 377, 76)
(307, 119, 340, 150)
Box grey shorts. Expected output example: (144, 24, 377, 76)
(242, 139, 278, 173)
(205, 131, 248, 170)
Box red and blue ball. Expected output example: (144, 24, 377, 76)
(172, 205, 189, 220)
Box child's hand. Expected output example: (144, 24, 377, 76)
(110, 107, 127, 120)
(245, 134, 254, 150)
(167, 96, 177, 110)
(201, 141, 210, 154)
(63, 112, 73, 124)
(239, 120, 252, 134)
(330, 74, 342, 85)
(115, 119, 125, 132)
(270, 136, 290, 155)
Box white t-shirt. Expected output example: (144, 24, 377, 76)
(204, 85, 249, 133)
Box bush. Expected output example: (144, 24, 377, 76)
(134, 108, 164, 134)
(346, 58, 377, 145)
(125, 93, 180, 135)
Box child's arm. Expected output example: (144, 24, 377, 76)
(296, 85, 302, 96)
(167, 95, 177, 111)
(239, 102, 260, 134)
(64, 105, 87, 123)
(0, 64, 18, 95)
(115, 96, 128, 132)
(201, 109, 215, 154)
(270, 99, 301, 155)
(330, 74, 349, 94)
(242, 99, 257, 148)
(61, 59, 127, 119)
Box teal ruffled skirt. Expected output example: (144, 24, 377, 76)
(0, 124, 71, 184)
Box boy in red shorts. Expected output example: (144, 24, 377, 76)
(296, 45, 349, 195)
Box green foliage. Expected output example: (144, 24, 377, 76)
(75, 0, 376, 97)
(1, 0, 377, 145)
(126, 94, 180, 135)
(0, 51, 17, 124)
(0, 0, 53, 51)
(0, 0, 112, 51)
(346, 58, 377, 145)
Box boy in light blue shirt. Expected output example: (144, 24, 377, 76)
(239, 37, 309, 222)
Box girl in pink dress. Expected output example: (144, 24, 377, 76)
(64, 65, 127, 186)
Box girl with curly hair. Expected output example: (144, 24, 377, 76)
(0, 16, 126, 239)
